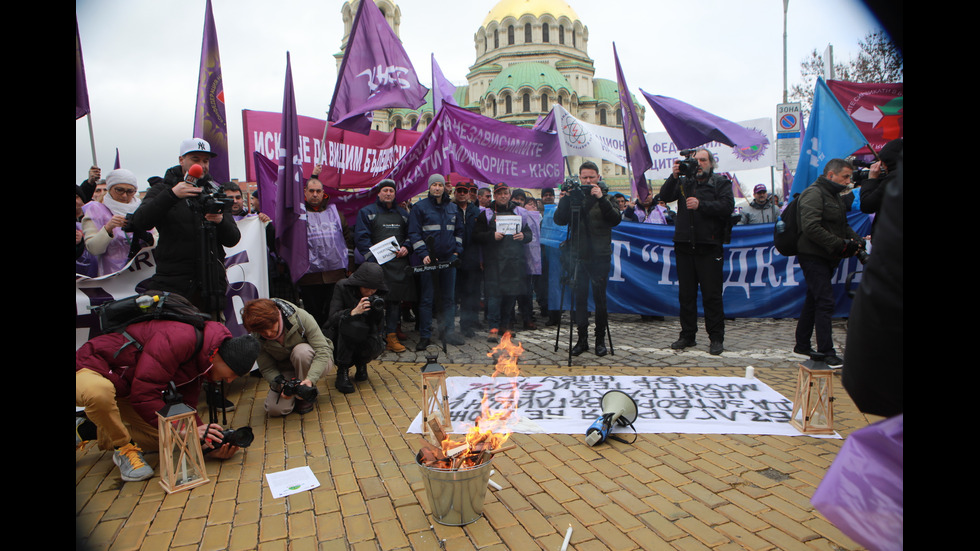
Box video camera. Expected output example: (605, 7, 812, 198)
(272, 375, 319, 402)
(850, 158, 884, 187)
(676, 149, 700, 177)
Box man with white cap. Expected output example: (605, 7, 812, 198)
(129, 138, 241, 319)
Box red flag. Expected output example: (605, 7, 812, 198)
(826, 80, 903, 155)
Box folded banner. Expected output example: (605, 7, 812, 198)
(406, 376, 818, 438)
(541, 209, 871, 319)
(243, 109, 420, 187)
(386, 103, 564, 191)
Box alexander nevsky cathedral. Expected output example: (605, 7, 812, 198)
(335, 0, 645, 188)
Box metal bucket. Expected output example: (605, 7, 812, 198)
(415, 451, 494, 526)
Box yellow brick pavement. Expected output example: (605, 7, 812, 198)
(77, 317, 882, 550)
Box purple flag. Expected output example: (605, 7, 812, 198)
(114, 148, 121, 170)
(640, 90, 768, 151)
(328, 0, 428, 135)
(781, 161, 793, 201)
(431, 54, 457, 116)
(725, 172, 745, 199)
(275, 53, 310, 282)
(193, 0, 229, 183)
(614, 44, 652, 202)
(76, 16, 90, 120)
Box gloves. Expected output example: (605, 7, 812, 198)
(841, 239, 862, 258)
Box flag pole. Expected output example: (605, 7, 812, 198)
(86, 114, 98, 167)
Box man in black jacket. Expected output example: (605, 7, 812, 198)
(659, 149, 735, 355)
(553, 162, 621, 357)
(129, 138, 241, 318)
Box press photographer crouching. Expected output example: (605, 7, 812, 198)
(75, 322, 259, 482)
(241, 298, 335, 416)
(323, 262, 389, 394)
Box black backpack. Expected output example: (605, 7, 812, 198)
(90, 291, 210, 358)
(773, 196, 802, 256)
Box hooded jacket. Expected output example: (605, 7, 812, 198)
(75, 320, 232, 427)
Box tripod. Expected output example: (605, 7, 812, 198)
(552, 191, 614, 366)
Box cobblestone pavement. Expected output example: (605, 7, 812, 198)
(76, 314, 879, 550)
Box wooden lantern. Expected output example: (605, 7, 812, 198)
(421, 354, 452, 443)
(790, 360, 835, 434)
(157, 386, 210, 494)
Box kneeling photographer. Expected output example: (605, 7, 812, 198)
(241, 298, 335, 416)
(324, 263, 388, 394)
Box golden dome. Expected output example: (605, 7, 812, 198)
(482, 0, 580, 27)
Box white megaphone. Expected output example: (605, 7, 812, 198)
(584, 390, 639, 446)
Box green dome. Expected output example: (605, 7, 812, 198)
(592, 78, 620, 105)
(485, 62, 572, 97)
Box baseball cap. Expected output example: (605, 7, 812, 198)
(179, 138, 217, 158)
(753, 184, 767, 194)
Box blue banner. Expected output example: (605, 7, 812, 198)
(541, 206, 872, 318)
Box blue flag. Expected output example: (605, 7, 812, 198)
(790, 77, 867, 198)
(274, 52, 310, 282)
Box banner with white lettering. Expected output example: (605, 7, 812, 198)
(75, 216, 270, 349)
(541, 210, 872, 318)
(242, 109, 420, 186)
(407, 375, 815, 437)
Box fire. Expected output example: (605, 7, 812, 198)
(439, 332, 524, 460)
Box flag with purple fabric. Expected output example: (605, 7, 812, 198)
(193, 0, 229, 183)
(431, 54, 457, 116)
(274, 53, 310, 282)
(782, 161, 793, 200)
(114, 148, 121, 170)
(614, 44, 652, 202)
(328, 0, 428, 135)
(640, 90, 768, 151)
(76, 16, 90, 120)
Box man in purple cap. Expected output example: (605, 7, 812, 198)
(738, 184, 779, 225)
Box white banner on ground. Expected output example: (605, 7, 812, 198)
(407, 375, 826, 438)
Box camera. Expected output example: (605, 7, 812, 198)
(203, 426, 255, 455)
(676, 149, 700, 177)
(186, 174, 232, 215)
(855, 250, 870, 265)
(560, 176, 590, 194)
(367, 294, 385, 313)
(849, 159, 884, 187)
(272, 375, 319, 402)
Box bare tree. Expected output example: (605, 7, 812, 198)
(790, 31, 902, 119)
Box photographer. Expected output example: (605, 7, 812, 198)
(323, 263, 388, 393)
(75, 322, 258, 482)
(241, 298, 335, 415)
(660, 148, 735, 355)
(80, 168, 156, 276)
(553, 161, 621, 356)
(794, 158, 866, 368)
(129, 138, 241, 317)
(857, 138, 902, 240)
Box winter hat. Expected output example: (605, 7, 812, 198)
(217, 334, 261, 376)
(106, 169, 138, 191)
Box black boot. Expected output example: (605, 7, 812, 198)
(595, 332, 608, 357)
(354, 363, 368, 382)
(571, 331, 589, 356)
(335, 366, 354, 394)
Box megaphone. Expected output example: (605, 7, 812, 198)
(585, 390, 639, 446)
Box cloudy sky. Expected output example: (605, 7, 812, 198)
(75, 0, 887, 189)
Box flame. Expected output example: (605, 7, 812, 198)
(440, 332, 523, 458)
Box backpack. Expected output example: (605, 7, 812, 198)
(90, 291, 210, 358)
(773, 197, 801, 256)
